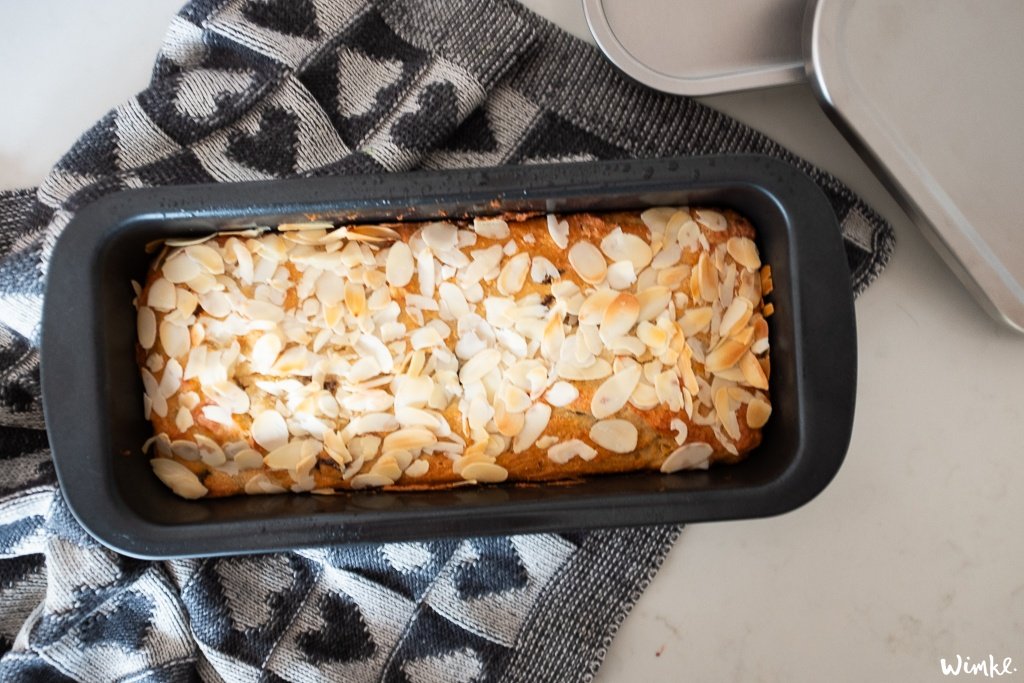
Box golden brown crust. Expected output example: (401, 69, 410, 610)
(136, 207, 772, 498)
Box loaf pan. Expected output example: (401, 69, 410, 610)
(40, 155, 856, 559)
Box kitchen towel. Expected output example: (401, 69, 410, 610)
(0, 0, 894, 681)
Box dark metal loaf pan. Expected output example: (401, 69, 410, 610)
(40, 155, 856, 559)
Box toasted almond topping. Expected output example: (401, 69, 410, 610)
(676, 219, 701, 252)
(383, 428, 437, 453)
(568, 241, 607, 284)
(151, 458, 207, 498)
(629, 383, 659, 410)
(746, 397, 771, 428)
(194, 433, 227, 466)
(513, 402, 551, 453)
(547, 439, 597, 464)
(591, 363, 642, 419)
(185, 245, 224, 274)
(473, 217, 510, 240)
(714, 387, 741, 440)
(578, 289, 618, 326)
(497, 252, 530, 295)
(138, 307, 157, 349)
(460, 461, 508, 483)
(545, 381, 579, 407)
(719, 297, 753, 338)
(350, 473, 393, 489)
(356, 334, 393, 373)
(599, 292, 639, 343)
(385, 241, 414, 287)
(494, 400, 525, 437)
(763, 302, 774, 317)
(640, 207, 677, 234)
(158, 320, 190, 358)
(636, 286, 671, 322)
(589, 419, 638, 453)
(727, 236, 761, 270)
(600, 227, 653, 271)
(651, 241, 681, 269)
(530, 256, 560, 283)
(147, 278, 176, 311)
(670, 418, 688, 445)
(656, 264, 690, 289)
(696, 252, 718, 303)
(636, 321, 669, 353)
(738, 351, 769, 389)
(345, 282, 367, 317)
(421, 222, 458, 251)
(654, 370, 684, 412)
(162, 252, 201, 283)
(175, 407, 194, 432)
(605, 261, 637, 290)
(244, 299, 285, 323)
(234, 449, 264, 470)
(170, 439, 199, 460)
(459, 348, 501, 384)
(695, 209, 728, 231)
(546, 214, 569, 249)
(251, 410, 289, 451)
(558, 358, 612, 381)
(661, 442, 713, 472)
(705, 338, 749, 373)
(404, 459, 429, 478)
(679, 307, 713, 336)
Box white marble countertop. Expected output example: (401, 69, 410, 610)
(3, 2, 1021, 681)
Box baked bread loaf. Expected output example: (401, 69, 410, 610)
(134, 207, 773, 498)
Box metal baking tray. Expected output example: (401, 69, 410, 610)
(583, 0, 808, 95)
(806, 0, 1024, 332)
(40, 156, 856, 559)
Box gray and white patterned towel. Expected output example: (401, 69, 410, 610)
(0, 1, 894, 680)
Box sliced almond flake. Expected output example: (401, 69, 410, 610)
(705, 338, 749, 373)
(746, 397, 772, 428)
(589, 419, 638, 453)
(668, 418, 688, 445)
(438, 282, 470, 321)
(251, 410, 289, 451)
(420, 221, 458, 251)
(558, 358, 612, 381)
(347, 224, 402, 242)
(714, 387, 741, 440)
(578, 289, 618, 326)
(147, 278, 177, 311)
(158, 358, 183, 398)
(345, 282, 367, 317)
(193, 433, 226, 466)
(497, 252, 530, 295)
(546, 214, 569, 249)
(162, 251, 201, 283)
(495, 328, 528, 357)
(738, 351, 769, 390)
(719, 296, 753, 338)
(350, 473, 392, 489)
(696, 252, 718, 303)
(171, 439, 200, 461)
(415, 249, 435, 298)
(408, 326, 442, 350)
(661, 442, 713, 473)
(530, 256, 560, 283)
(164, 233, 217, 247)
(198, 290, 232, 318)
(473, 217, 510, 240)
(679, 307, 713, 336)
(383, 241, 414, 288)
(174, 407, 194, 432)
(151, 458, 207, 499)
(727, 236, 761, 270)
(230, 240, 254, 284)
(382, 428, 436, 453)
(404, 293, 439, 311)
(656, 264, 690, 289)
(459, 348, 501, 384)
(540, 306, 566, 361)
(457, 461, 507, 483)
(651, 241, 682, 269)
(676, 219, 702, 253)
(547, 439, 597, 464)
(568, 241, 606, 284)
(185, 245, 224, 274)
(244, 473, 287, 495)
(605, 260, 637, 290)
(636, 321, 670, 354)
(600, 227, 653, 271)
(629, 382, 659, 409)
(403, 459, 429, 478)
(512, 401, 551, 453)
(137, 307, 157, 349)
(608, 335, 646, 357)
(202, 403, 233, 426)
(232, 449, 262, 470)
(654, 370, 684, 412)
(176, 288, 199, 318)
(395, 406, 442, 431)
(599, 292, 639, 344)
(591, 363, 642, 419)
(695, 209, 728, 232)
(494, 399, 525, 437)
(578, 323, 603, 357)
(370, 454, 403, 481)
(353, 334, 392, 374)
(751, 337, 770, 356)
(501, 384, 532, 413)
(244, 299, 285, 323)
(545, 381, 578, 407)
(158, 320, 190, 358)
(640, 207, 677, 234)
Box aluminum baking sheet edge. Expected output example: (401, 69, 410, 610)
(806, 0, 1024, 332)
(583, 0, 808, 96)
